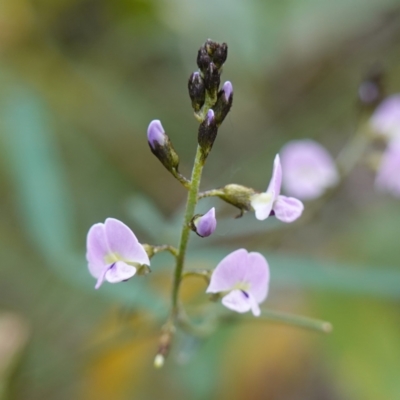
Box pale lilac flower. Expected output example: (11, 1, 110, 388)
(250, 155, 304, 223)
(147, 120, 166, 149)
(370, 95, 400, 139)
(193, 207, 217, 237)
(86, 218, 150, 289)
(375, 139, 400, 197)
(206, 249, 269, 317)
(280, 140, 339, 200)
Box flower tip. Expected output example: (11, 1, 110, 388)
(206, 109, 215, 124)
(147, 120, 166, 148)
(154, 354, 165, 369)
(193, 207, 217, 237)
(223, 81, 233, 101)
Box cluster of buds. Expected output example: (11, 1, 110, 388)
(188, 39, 233, 161)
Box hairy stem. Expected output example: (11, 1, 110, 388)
(171, 146, 205, 314)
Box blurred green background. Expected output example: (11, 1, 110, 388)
(1, 0, 400, 399)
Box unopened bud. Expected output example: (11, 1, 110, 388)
(213, 81, 233, 126)
(217, 184, 257, 218)
(213, 43, 228, 68)
(358, 65, 385, 108)
(191, 207, 217, 237)
(205, 39, 219, 55)
(147, 120, 180, 173)
(198, 109, 218, 160)
(188, 72, 205, 112)
(204, 62, 220, 94)
(197, 46, 211, 72)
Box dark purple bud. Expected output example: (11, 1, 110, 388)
(213, 43, 228, 68)
(204, 62, 220, 93)
(213, 81, 233, 127)
(188, 72, 206, 112)
(198, 109, 218, 161)
(197, 46, 211, 72)
(205, 39, 219, 56)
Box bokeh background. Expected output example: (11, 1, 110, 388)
(1, 0, 400, 399)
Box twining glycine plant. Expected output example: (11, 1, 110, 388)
(86, 40, 334, 368)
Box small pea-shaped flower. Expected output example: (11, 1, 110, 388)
(280, 140, 339, 200)
(86, 218, 150, 289)
(191, 207, 217, 237)
(250, 154, 304, 222)
(206, 249, 269, 317)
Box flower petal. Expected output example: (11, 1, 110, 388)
(195, 207, 217, 237)
(280, 140, 339, 200)
(221, 290, 251, 313)
(94, 265, 110, 289)
(273, 195, 304, 223)
(250, 192, 274, 221)
(221, 290, 260, 316)
(104, 218, 150, 265)
(86, 223, 109, 278)
(206, 249, 248, 293)
(105, 261, 137, 283)
(266, 154, 282, 199)
(243, 252, 270, 304)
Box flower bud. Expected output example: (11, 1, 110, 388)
(147, 120, 180, 173)
(212, 43, 228, 68)
(205, 39, 219, 56)
(188, 72, 205, 112)
(197, 46, 211, 72)
(191, 207, 217, 237)
(198, 110, 218, 160)
(217, 184, 257, 218)
(213, 81, 233, 126)
(204, 62, 221, 94)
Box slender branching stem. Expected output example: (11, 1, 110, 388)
(152, 245, 179, 258)
(171, 145, 205, 314)
(198, 188, 225, 199)
(171, 168, 191, 189)
(223, 309, 332, 334)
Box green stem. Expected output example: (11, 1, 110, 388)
(171, 168, 191, 190)
(152, 245, 178, 257)
(171, 145, 205, 314)
(198, 188, 224, 199)
(235, 309, 332, 333)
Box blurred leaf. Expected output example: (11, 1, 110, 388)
(0, 79, 166, 314)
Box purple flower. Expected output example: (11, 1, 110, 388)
(86, 218, 150, 289)
(280, 140, 339, 200)
(206, 249, 269, 317)
(193, 207, 217, 237)
(147, 120, 166, 149)
(370, 95, 400, 139)
(250, 155, 304, 223)
(375, 139, 400, 197)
